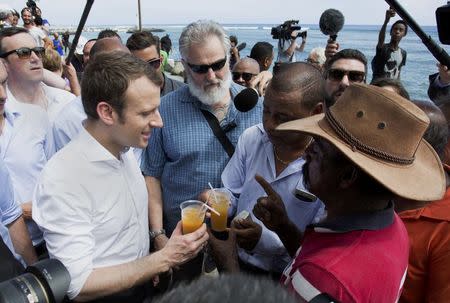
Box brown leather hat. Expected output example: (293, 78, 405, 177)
(277, 83, 445, 201)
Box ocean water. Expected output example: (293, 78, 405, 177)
(79, 24, 449, 100)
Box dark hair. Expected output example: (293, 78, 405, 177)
(81, 51, 162, 120)
(250, 42, 273, 65)
(268, 62, 323, 111)
(323, 48, 368, 77)
(0, 27, 29, 52)
(371, 77, 410, 99)
(411, 100, 448, 160)
(156, 274, 297, 303)
(97, 29, 122, 42)
(12, 9, 19, 18)
(391, 20, 408, 36)
(126, 31, 160, 53)
(230, 35, 238, 44)
(160, 34, 172, 53)
(20, 7, 31, 16)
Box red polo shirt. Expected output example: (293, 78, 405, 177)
(281, 205, 409, 303)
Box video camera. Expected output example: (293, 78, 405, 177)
(271, 20, 304, 40)
(0, 259, 70, 303)
(436, 2, 450, 45)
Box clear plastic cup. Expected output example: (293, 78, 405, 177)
(180, 200, 207, 234)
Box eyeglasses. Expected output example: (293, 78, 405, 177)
(147, 57, 161, 70)
(327, 69, 365, 83)
(0, 47, 45, 59)
(232, 72, 256, 82)
(186, 57, 227, 74)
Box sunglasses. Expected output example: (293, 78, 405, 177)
(187, 57, 227, 74)
(327, 69, 366, 83)
(147, 57, 161, 70)
(0, 47, 45, 59)
(232, 72, 256, 82)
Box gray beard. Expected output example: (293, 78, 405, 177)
(187, 72, 232, 106)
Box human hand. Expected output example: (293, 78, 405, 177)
(162, 221, 208, 267)
(62, 62, 77, 80)
(207, 226, 239, 272)
(21, 202, 33, 220)
(231, 47, 239, 58)
(437, 63, 450, 85)
(386, 8, 396, 21)
(325, 39, 339, 59)
(249, 70, 272, 96)
(233, 216, 262, 251)
(252, 175, 289, 233)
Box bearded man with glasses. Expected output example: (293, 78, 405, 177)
(322, 48, 368, 110)
(0, 27, 75, 122)
(141, 20, 262, 282)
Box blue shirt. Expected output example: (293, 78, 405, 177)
(0, 158, 22, 261)
(222, 124, 325, 273)
(141, 83, 262, 234)
(1, 103, 54, 246)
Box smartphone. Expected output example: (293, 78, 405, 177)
(233, 210, 251, 221)
(293, 176, 317, 202)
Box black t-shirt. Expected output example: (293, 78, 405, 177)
(371, 44, 407, 82)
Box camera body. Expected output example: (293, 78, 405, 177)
(271, 20, 302, 40)
(436, 3, 450, 45)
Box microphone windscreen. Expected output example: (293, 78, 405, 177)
(236, 42, 246, 52)
(234, 87, 259, 112)
(319, 9, 345, 36)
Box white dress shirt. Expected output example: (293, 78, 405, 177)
(1, 103, 54, 246)
(222, 124, 325, 273)
(33, 127, 150, 299)
(6, 83, 75, 123)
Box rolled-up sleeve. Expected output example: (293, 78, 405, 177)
(33, 176, 94, 299)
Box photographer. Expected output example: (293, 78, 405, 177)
(277, 26, 306, 63)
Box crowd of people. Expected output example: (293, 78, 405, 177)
(0, 3, 449, 303)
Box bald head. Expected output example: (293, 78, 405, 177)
(267, 62, 323, 111)
(232, 58, 260, 87)
(89, 38, 129, 60)
(412, 100, 448, 160)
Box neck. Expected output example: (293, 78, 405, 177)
(389, 40, 400, 49)
(210, 94, 231, 121)
(84, 119, 123, 160)
(8, 79, 45, 105)
(274, 135, 312, 162)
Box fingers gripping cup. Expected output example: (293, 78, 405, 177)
(209, 189, 230, 232)
(180, 200, 207, 234)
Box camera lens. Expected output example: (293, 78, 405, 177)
(0, 259, 70, 303)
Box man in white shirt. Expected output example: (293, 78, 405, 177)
(0, 27, 75, 122)
(20, 7, 50, 48)
(33, 51, 208, 302)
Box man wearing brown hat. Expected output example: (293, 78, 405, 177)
(209, 83, 445, 302)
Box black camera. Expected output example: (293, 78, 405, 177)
(436, 3, 450, 45)
(0, 259, 70, 303)
(271, 20, 302, 40)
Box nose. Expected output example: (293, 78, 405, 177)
(205, 68, 216, 81)
(30, 50, 41, 62)
(340, 74, 350, 87)
(0, 85, 6, 101)
(150, 110, 163, 129)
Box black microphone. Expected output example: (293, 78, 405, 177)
(234, 87, 259, 112)
(236, 42, 247, 52)
(319, 9, 345, 42)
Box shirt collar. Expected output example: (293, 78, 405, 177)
(78, 126, 125, 164)
(312, 201, 395, 232)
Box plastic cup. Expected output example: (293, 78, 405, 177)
(209, 189, 230, 232)
(180, 200, 207, 234)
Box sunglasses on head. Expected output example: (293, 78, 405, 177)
(187, 57, 227, 74)
(0, 47, 45, 59)
(327, 69, 366, 83)
(232, 72, 256, 82)
(147, 57, 161, 70)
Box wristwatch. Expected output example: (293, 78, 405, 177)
(149, 229, 166, 240)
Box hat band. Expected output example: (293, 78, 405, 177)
(325, 110, 415, 165)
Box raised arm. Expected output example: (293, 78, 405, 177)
(377, 8, 396, 49)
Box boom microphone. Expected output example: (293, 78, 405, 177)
(319, 9, 345, 41)
(234, 87, 259, 112)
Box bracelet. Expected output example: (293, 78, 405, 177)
(149, 229, 166, 240)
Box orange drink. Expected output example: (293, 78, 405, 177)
(180, 200, 206, 234)
(210, 189, 230, 232)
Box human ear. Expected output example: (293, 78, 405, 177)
(96, 101, 115, 126)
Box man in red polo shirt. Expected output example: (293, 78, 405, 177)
(209, 84, 445, 303)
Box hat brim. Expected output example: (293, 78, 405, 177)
(277, 114, 445, 201)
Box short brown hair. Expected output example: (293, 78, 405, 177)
(126, 31, 160, 53)
(42, 48, 62, 72)
(81, 51, 162, 120)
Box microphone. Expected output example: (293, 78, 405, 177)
(234, 87, 259, 112)
(236, 42, 247, 52)
(319, 9, 345, 41)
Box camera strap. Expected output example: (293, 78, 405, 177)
(200, 109, 235, 158)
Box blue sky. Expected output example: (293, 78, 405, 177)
(5, 0, 444, 26)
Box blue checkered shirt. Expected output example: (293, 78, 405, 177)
(141, 83, 262, 234)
